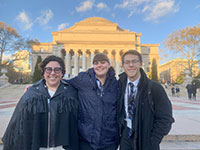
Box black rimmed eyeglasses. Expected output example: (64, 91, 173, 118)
(44, 67, 62, 74)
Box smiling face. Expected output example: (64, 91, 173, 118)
(122, 54, 142, 82)
(44, 61, 63, 91)
(93, 60, 110, 79)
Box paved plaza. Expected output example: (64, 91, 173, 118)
(0, 84, 200, 150)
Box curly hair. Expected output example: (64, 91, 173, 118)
(40, 55, 66, 77)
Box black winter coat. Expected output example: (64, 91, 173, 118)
(2, 79, 78, 150)
(118, 69, 174, 150)
(67, 68, 119, 150)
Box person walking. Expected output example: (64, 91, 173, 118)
(192, 82, 197, 100)
(171, 86, 175, 97)
(2, 55, 79, 150)
(67, 53, 119, 150)
(175, 86, 180, 97)
(186, 83, 193, 100)
(118, 50, 174, 150)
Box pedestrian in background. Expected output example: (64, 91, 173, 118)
(118, 50, 174, 150)
(186, 83, 193, 100)
(3, 55, 78, 150)
(67, 53, 119, 150)
(171, 86, 175, 97)
(176, 86, 180, 97)
(192, 82, 197, 100)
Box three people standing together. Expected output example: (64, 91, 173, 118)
(3, 50, 174, 150)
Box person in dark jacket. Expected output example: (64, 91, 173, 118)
(67, 53, 119, 150)
(186, 83, 193, 100)
(118, 50, 174, 150)
(191, 82, 197, 100)
(2, 55, 78, 150)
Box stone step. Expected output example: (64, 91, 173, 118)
(162, 84, 188, 97)
(164, 135, 200, 141)
(161, 141, 200, 150)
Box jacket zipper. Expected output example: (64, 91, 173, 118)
(47, 98, 50, 148)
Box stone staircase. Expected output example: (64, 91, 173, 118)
(162, 84, 189, 98)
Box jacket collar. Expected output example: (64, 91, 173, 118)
(87, 67, 116, 86)
(32, 79, 70, 98)
(119, 68, 148, 90)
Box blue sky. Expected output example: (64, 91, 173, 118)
(0, 0, 200, 64)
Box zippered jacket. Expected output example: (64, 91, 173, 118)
(67, 67, 119, 150)
(2, 79, 78, 150)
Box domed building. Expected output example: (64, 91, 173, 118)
(31, 17, 160, 78)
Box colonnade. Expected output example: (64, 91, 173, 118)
(60, 48, 123, 78)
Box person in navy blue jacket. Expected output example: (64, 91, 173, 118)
(67, 53, 119, 150)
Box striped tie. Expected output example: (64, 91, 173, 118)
(128, 82, 135, 137)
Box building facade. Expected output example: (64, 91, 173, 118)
(31, 17, 160, 78)
(159, 58, 199, 83)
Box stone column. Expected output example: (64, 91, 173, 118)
(82, 50, 87, 71)
(30, 54, 37, 75)
(73, 50, 79, 76)
(53, 45, 62, 57)
(65, 49, 71, 78)
(107, 50, 113, 66)
(136, 33, 142, 53)
(115, 50, 121, 76)
(90, 50, 95, 67)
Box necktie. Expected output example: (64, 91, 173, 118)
(128, 82, 135, 137)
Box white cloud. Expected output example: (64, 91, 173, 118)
(144, 1, 178, 21)
(36, 9, 53, 25)
(195, 4, 200, 9)
(57, 23, 69, 31)
(76, 0, 94, 12)
(115, 1, 129, 9)
(115, 0, 179, 22)
(16, 10, 33, 30)
(96, 2, 108, 10)
(115, 0, 149, 9)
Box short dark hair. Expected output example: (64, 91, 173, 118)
(40, 55, 66, 77)
(122, 50, 142, 64)
(93, 53, 110, 64)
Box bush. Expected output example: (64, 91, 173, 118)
(192, 79, 200, 88)
(32, 56, 42, 83)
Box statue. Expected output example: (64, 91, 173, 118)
(183, 69, 192, 87)
(0, 68, 9, 87)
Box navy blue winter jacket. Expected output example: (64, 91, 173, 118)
(67, 67, 119, 150)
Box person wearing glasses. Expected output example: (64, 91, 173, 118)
(118, 50, 174, 150)
(3, 55, 78, 150)
(67, 53, 119, 150)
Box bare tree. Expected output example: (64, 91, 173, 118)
(0, 21, 20, 68)
(164, 24, 200, 76)
(0, 21, 39, 73)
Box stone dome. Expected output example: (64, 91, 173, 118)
(76, 17, 114, 25)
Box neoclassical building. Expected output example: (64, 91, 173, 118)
(31, 17, 160, 78)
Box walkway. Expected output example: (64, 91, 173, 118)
(0, 84, 200, 150)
